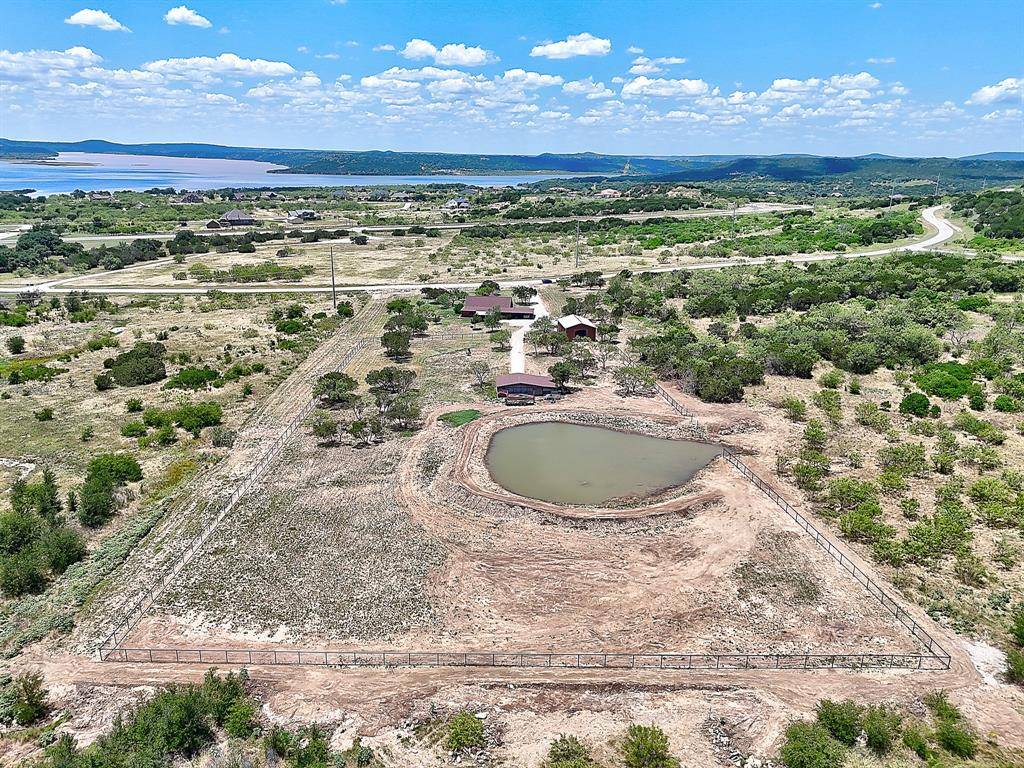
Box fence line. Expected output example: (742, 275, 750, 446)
(98, 369, 949, 672)
(100, 646, 947, 670)
(96, 338, 370, 658)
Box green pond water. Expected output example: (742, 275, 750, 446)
(485, 422, 721, 505)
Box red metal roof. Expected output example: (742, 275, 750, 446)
(495, 373, 557, 388)
(462, 295, 513, 311)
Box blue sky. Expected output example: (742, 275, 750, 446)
(1, 0, 1021, 156)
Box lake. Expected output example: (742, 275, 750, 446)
(485, 422, 721, 506)
(0, 152, 573, 195)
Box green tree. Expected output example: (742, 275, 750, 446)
(622, 724, 676, 768)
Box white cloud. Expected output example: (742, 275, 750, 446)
(529, 32, 611, 59)
(866, 56, 895, 65)
(142, 52, 295, 80)
(563, 77, 613, 99)
(0, 46, 104, 81)
(317, 53, 341, 60)
(497, 69, 563, 89)
(627, 45, 644, 54)
(64, 8, 130, 32)
(621, 76, 709, 98)
(296, 45, 309, 53)
(967, 77, 1023, 105)
(869, 2, 882, 8)
(164, 5, 212, 28)
(373, 44, 395, 52)
(400, 38, 498, 67)
(981, 108, 1022, 122)
(825, 72, 880, 91)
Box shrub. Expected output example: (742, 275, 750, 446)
(106, 342, 167, 387)
(88, 453, 143, 484)
(993, 394, 1021, 412)
(165, 366, 220, 390)
(1006, 648, 1024, 685)
(815, 699, 863, 746)
(209, 426, 236, 448)
(78, 474, 116, 528)
(899, 392, 931, 417)
(337, 301, 354, 318)
(94, 373, 114, 391)
(125, 397, 144, 412)
(622, 724, 676, 768)
(11, 671, 47, 726)
(902, 725, 931, 759)
(862, 705, 900, 754)
(953, 410, 1005, 445)
(121, 421, 147, 438)
(1011, 603, 1024, 646)
(778, 397, 808, 422)
(0, 551, 47, 596)
(934, 720, 977, 758)
(812, 389, 842, 422)
(40, 526, 86, 574)
(779, 722, 845, 768)
(547, 734, 593, 767)
(803, 419, 827, 449)
(446, 711, 485, 752)
(819, 370, 843, 389)
(6, 335, 26, 354)
(223, 699, 257, 737)
(311, 411, 338, 441)
(33, 407, 54, 421)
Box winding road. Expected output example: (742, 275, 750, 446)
(0, 206, 977, 297)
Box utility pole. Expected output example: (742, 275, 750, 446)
(934, 176, 941, 197)
(574, 220, 581, 269)
(888, 179, 896, 210)
(329, 245, 337, 309)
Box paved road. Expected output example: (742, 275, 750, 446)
(0, 206, 982, 297)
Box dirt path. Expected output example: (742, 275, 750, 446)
(508, 294, 550, 374)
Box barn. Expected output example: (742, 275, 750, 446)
(557, 314, 597, 341)
(495, 373, 559, 397)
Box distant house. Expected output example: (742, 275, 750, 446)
(87, 191, 114, 201)
(596, 188, 622, 199)
(557, 314, 597, 341)
(205, 219, 222, 229)
(459, 295, 534, 319)
(179, 192, 204, 204)
(290, 209, 318, 221)
(443, 197, 471, 210)
(495, 373, 558, 398)
(218, 209, 256, 227)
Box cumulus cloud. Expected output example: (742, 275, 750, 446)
(628, 55, 688, 75)
(496, 68, 562, 89)
(627, 45, 644, 54)
(372, 44, 395, 52)
(529, 32, 611, 59)
(64, 8, 130, 32)
(967, 77, 1023, 105)
(164, 6, 212, 28)
(0, 46, 103, 81)
(563, 77, 614, 99)
(621, 76, 709, 98)
(400, 38, 498, 67)
(142, 52, 295, 80)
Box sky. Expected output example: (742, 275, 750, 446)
(1, 0, 1022, 157)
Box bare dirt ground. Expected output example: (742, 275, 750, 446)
(108, 386, 922, 660)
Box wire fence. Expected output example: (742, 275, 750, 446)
(97, 363, 949, 672)
(96, 338, 370, 658)
(100, 646, 949, 670)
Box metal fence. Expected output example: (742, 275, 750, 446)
(100, 646, 949, 671)
(96, 339, 369, 658)
(720, 447, 950, 667)
(98, 367, 950, 672)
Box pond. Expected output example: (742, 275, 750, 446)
(485, 422, 721, 506)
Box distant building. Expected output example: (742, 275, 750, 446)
(557, 314, 597, 341)
(290, 209, 318, 221)
(179, 192, 204, 204)
(443, 197, 471, 210)
(87, 191, 114, 201)
(218, 209, 256, 227)
(596, 188, 622, 199)
(459, 295, 535, 319)
(495, 373, 559, 398)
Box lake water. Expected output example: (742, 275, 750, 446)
(0, 152, 572, 195)
(485, 422, 721, 506)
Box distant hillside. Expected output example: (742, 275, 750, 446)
(1, 139, 1021, 190)
(0, 138, 687, 176)
(960, 152, 1024, 162)
(645, 156, 1024, 190)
